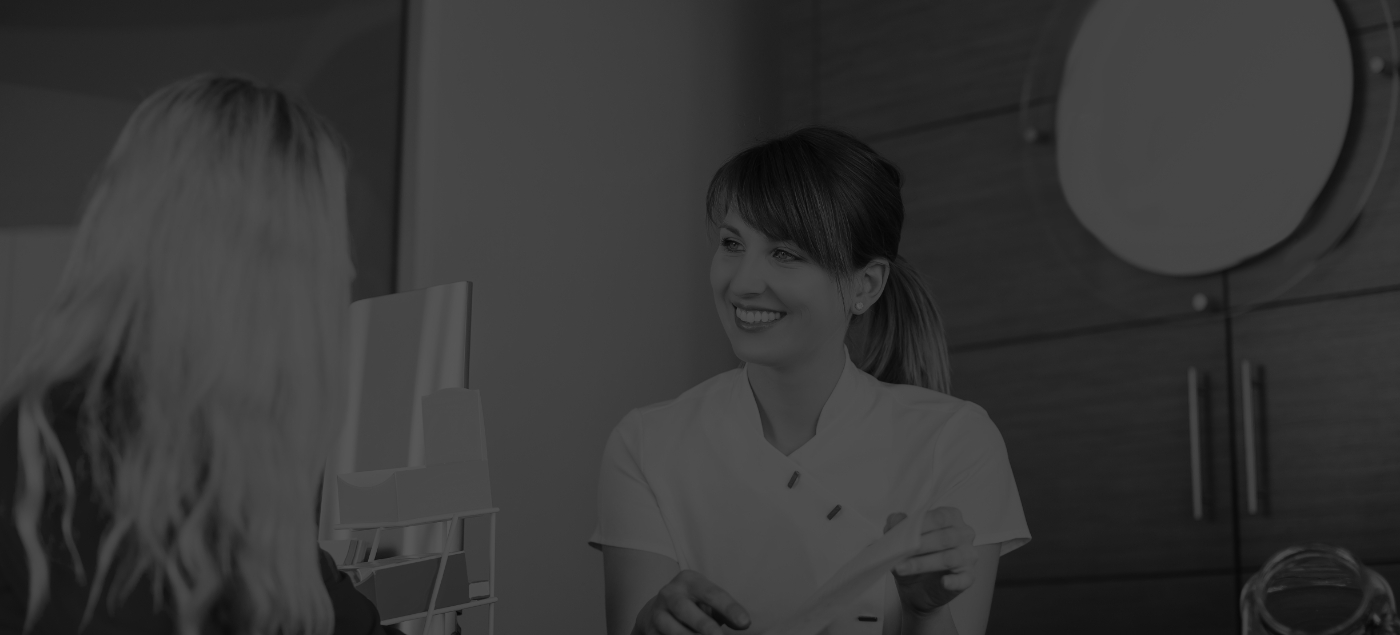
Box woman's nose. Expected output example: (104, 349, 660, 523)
(729, 253, 767, 296)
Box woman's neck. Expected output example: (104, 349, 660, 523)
(747, 342, 847, 456)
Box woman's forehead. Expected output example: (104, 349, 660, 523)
(719, 210, 792, 244)
(718, 209, 754, 233)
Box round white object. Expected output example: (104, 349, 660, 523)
(1055, 0, 1353, 276)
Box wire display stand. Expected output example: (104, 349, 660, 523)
(317, 281, 491, 635)
(337, 507, 498, 633)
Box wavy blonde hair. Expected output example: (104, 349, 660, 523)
(4, 73, 353, 635)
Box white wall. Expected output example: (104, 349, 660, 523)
(0, 228, 76, 386)
(0, 82, 120, 383)
(0, 1, 406, 300)
(398, 2, 780, 633)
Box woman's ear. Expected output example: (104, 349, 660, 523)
(852, 258, 890, 315)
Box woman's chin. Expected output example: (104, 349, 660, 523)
(726, 338, 791, 369)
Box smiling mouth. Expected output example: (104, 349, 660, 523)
(734, 306, 786, 326)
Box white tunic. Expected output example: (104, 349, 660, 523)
(590, 355, 1031, 634)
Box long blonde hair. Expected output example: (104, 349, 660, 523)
(4, 73, 354, 635)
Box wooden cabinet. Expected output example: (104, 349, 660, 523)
(988, 573, 1238, 635)
(816, 0, 1059, 140)
(876, 116, 1222, 349)
(1229, 290, 1400, 570)
(815, 0, 1392, 140)
(799, 0, 1400, 629)
(810, 0, 1400, 348)
(950, 316, 1234, 581)
(953, 290, 1400, 632)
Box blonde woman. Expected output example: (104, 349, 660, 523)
(0, 75, 401, 635)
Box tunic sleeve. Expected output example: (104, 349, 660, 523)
(929, 403, 1031, 556)
(588, 412, 678, 562)
(319, 548, 406, 635)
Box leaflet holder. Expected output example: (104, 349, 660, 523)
(316, 281, 496, 634)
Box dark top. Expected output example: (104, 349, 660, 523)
(0, 380, 404, 635)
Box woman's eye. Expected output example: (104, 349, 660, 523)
(721, 238, 742, 252)
(772, 249, 800, 263)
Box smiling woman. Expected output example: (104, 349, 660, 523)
(705, 127, 948, 395)
(590, 127, 1031, 635)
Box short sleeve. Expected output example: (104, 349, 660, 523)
(318, 548, 405, 635)
(929, 403, 1031, 557)
(588, 412, 678, 562)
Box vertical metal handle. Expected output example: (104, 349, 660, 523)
(1188, 367, 1204, 520)
(1241, 360, 1260, 515)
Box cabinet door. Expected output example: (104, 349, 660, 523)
(950, 316, 1233, 581)
(876, 113, 1223, 349)
(988, 573, 1238, 635)
(1231, 290, 1400, 569)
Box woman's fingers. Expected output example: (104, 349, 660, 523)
(912, 508, 974, 552)
(655, 589, 723, 635)
(888, 507, 977, 577)
(891, 507, 967, 540)
(653, 570, 749, 634)
(920, 507, 964, 533)
(651, 608, 700, 635)
(697, 585, 750, 629)
(888, 508, 978, 615)
(940, 571, 976, 592)
(894, 544, 979, 578)
(912, 523, 975, 556)
(668, 597, 724, 635)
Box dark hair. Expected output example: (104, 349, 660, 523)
(705, 126, 950, 393)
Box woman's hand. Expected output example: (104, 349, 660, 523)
(632, 569, 752, 635)
(884, 507, 978, 619)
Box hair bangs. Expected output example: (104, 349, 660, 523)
(707, 140, 853, 274)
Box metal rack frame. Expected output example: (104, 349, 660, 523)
(337, 507, 499, 632)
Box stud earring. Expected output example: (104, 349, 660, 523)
(855, 302, 865, 313)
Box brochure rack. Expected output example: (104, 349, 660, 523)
(334, 507, 497, 633)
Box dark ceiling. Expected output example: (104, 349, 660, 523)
(0, 0, 353, 27)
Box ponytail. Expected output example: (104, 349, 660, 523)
(853, 257, 950, 393)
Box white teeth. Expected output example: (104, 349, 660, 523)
(735, 307, 783, 324)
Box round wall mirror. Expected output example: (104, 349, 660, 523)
(1056, 0, 1352, 277)
(1021, 0, 1399, 312)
